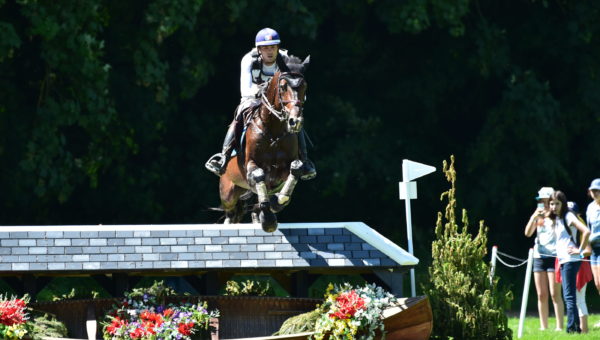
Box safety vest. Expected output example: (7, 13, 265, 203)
(250, 48, 290, 85)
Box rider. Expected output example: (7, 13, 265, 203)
(205, 27, 316, 180)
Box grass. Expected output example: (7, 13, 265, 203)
(509, 314, 600, 339)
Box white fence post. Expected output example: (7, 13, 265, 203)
(517, 248, 534, 338)
(489, 245, 498, 286)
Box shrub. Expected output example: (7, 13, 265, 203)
(422, 156, 513, 340)
(224, 279, 273, 296)
(27, 313, 68, 340)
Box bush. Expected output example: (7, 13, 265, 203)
(27, 313, 68, 340)
(224, 279, 273, 296)
(422, 156, 513, 340)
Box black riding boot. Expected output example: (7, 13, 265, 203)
(205, 118, 238, 176)
(298, 129, 316, 180)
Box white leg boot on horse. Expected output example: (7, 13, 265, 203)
(247, 165, 277, 232)
(269, 160, 302, 213)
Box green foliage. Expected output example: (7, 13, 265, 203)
(36, 277, 110, 302)
(126, 280, 180, 305)
(26, 312, 68, 340)
(51, 288, 100, 301)
(274, 310, 320, 336)
(422, 156, 513, 340)
(224, 279, 273, 297)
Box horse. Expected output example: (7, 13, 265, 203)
(218, 56, 310, 232)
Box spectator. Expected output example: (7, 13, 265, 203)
(524, 187, 563, 331)
(555, 201, 593, 333)
(585, 178, 600, 328)
(550, 191, 590, 334)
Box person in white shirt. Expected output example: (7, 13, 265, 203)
(550, 190, 590, 334)
(205, 28, 316, 180)
(524, 187, 563, 331)
(585, 178, 600, 328)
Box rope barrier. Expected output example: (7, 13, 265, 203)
(495, 249, 592, 265)
(495, 253, 528, 268)
(496, 250, 527, 263)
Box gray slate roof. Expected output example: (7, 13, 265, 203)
(0, 222, 418, 273)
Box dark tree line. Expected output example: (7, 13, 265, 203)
(1, 0, 599, 297)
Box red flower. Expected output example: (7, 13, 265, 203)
(163, 308, 174, 317)
(329, 290, 366, 320)
(178, 322, 195, 335)
(129, 327, 145, 339)
(140, 310, 152, 320)
(0, 298, 28, 326)
(106, 317, 128, 335)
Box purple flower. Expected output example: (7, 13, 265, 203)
(156, 305, 164, 313)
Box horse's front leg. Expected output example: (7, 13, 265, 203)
(270, 160, 303, 213)
(247, 160, 277, 232)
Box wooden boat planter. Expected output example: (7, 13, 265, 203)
(225, 295, 432, 340)
(30, 295, 431, 340)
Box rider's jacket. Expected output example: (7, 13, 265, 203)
(240, 48, 290, 101)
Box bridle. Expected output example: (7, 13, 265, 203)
(260, 72, 305, 122)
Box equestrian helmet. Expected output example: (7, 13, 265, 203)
(255, 28, 280, 47)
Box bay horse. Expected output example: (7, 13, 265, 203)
(219, 56, 310, 232)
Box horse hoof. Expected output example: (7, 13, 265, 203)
(260, 211, 278, 233)
(262, 221, 278, 233)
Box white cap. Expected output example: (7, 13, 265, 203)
(537, 187, 554, 199)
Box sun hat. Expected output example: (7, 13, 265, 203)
(589, 178, 600, 191)
(536, 187, 555, 200)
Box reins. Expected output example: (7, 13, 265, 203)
(259, 72, 305, 123)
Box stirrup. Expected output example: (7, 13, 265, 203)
(205, 153, 226, 176)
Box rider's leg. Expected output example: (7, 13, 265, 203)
(298, 129, 316, 180)
(206, 112, 242, 175)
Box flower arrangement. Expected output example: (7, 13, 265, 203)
(0, 295, 30, 340)
(102, 281, 219, 340)
(312, 283, 397, 340)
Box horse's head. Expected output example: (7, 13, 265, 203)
(264, 56, 309, 134)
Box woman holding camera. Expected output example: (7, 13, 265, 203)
(524, 187, 563, 331)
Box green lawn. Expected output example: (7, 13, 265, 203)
(509, 314, 600, 339)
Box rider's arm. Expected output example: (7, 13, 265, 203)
(240, 52, 258, 99)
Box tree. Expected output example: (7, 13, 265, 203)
(422, 156, 512, 340)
